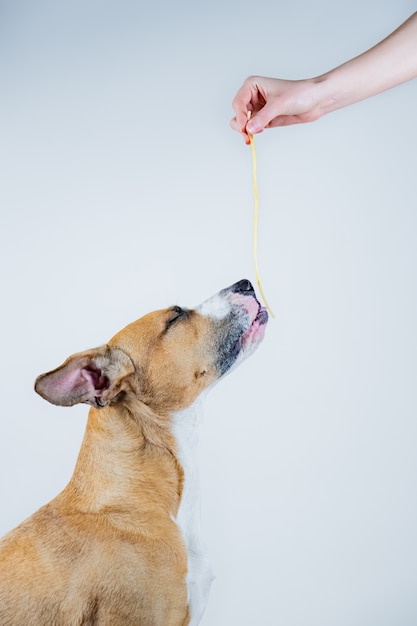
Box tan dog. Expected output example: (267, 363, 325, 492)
(0, 279, 268, 626)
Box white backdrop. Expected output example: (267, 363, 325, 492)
(1, 1, 416, 624)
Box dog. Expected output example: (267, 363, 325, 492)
(0, 279, 268, 625)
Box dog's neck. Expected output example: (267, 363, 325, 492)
(57, 397, 207, 534)
(55, 396, 213, 622)
(58, 402, 184, 530)
(172, 397, 205, 553)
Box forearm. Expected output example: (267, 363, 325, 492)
(231, 11, 417, 138)
(315, 11, 417, 115)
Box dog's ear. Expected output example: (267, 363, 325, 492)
(34, 346, 135, 408)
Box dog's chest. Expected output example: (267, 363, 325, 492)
(172, 400, 214, 625)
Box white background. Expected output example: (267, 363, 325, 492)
(1, 1, 416, 624)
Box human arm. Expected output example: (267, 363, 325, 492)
(231, 11, 417, 143)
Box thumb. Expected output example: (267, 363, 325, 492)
(246, 99, 284, 134)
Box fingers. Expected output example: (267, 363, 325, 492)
(232, 76, 284, 141)
(231, 76, 263, 142)
(231, 104, 251, 143)
(231, 75, 324, 138)
(246, 100, 278, 134)
(230, 115, 251, 144)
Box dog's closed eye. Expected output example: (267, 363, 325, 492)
(166, 306, 188, 330)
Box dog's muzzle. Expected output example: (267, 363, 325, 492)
(198, 279, 268, 377)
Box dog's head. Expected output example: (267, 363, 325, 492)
(35, 280, 268, 414)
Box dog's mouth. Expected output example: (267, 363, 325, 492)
(198, 280, 268, 378)
(255, 304, 269, 325)
(241, 299, 268, 349)
(219, 295, 269, 369)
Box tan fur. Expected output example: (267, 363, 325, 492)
(0, 282, 267, 625)
(0, 306, 219, 626)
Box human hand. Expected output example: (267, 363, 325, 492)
(231, 14, 417, 144)
(231, 75, 324, 143)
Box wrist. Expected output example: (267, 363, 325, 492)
(311, 71, 351, 117)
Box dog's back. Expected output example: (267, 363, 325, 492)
(0, 460, 189, 625)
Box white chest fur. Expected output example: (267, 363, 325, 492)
(172, 398, 215, 626)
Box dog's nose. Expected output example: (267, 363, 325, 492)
(230, 279, 255, 296)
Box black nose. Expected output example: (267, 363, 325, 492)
(230, 279, 255, 296)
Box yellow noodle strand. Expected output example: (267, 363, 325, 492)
(248, 130, 275, 318)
